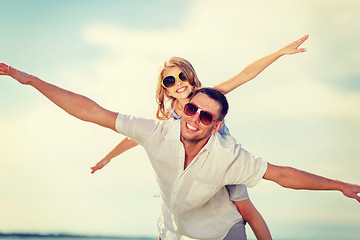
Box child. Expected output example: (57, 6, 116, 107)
(90, 35, 309, 239)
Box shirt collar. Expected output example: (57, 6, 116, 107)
(202, 132, 218, 152)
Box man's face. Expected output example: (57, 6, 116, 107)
(180, 93, 222, 144)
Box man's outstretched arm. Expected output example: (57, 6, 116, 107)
(263, 163, 360, 202)
(0, 63, 118, 131)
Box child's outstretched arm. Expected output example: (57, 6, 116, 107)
(234, 199, 272, 240)
(91, 137, 139, 174)
(213, 35, 309, 95)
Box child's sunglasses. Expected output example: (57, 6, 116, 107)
(161, 72, 188, 89)
(183, 102, 220, 125)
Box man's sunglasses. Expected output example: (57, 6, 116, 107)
(161, 72, 188, 89)
(183, 102, 221, 125)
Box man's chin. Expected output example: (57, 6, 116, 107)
(181, 135, 199, 143)
(180, 131, 208, 144)
(181, 130, 198, 142)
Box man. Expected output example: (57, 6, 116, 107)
(1, 64, 359, 239)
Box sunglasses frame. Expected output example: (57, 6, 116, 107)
(183, 102, 221, 125)
(161, 72, 188, 89)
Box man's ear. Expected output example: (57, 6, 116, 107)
(211, 121, 223, 134)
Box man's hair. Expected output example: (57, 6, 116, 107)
(190, 88, 229, 120)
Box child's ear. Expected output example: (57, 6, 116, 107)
(211, 121, 223, 134)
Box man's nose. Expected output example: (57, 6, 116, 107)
(190, 112, 201, 123)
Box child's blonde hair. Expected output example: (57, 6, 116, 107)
(155, 57, 202, 120)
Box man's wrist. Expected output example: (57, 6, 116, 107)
(335, 180, 347, 192)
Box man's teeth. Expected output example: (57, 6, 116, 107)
(187, 123, 198, 130)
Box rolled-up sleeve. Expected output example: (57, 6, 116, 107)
(115, 113, 160, 146)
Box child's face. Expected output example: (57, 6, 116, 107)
(163, 67, 194, 100)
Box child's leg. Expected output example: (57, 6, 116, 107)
(226, 184, 272, 240)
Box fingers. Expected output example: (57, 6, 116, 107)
(0, 63, 8, 68)
(355, 191, 360, 203)
(299, 34, 309, 42)
(0, 63, 12, 76)
(353, 192, 360, 203)
(295, 48, 306, 53)
(90, 163, 105, 174)
(279, 35, 309, 55)
(343, 185, 360, 203)
(0, 63, 9, 75)
(295, 35, 309, 47)
(90, 166, 100, 174)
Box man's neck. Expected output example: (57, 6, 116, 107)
(181, 136, 210, 170)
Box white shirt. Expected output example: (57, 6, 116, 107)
(115, 114, 268, 240)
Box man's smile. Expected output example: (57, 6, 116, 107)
(185, 122, 198, 131)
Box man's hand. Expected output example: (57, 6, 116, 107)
(341, 182, 360, 203)
(0, 63, 34, 85)
(0, 63, 11, 76)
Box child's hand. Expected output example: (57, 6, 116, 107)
(278, 35, 309, 55)
(91, 158, 111, 174)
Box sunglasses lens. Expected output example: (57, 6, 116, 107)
(162, 76, 176, 88)
(179, 72, 187, 82)
(199, 111, 213, 125)
(184, 103, 214, 125)
(184, 103, 197, 116)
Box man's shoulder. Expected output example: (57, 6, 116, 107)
(210, 133, 242, 156)
(158, 118, 180, 140)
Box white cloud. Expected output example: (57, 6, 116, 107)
(229, 72, 360, 120)
(78, 0, 360, 121)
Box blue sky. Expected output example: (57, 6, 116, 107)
(1, 0, 360, 239)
